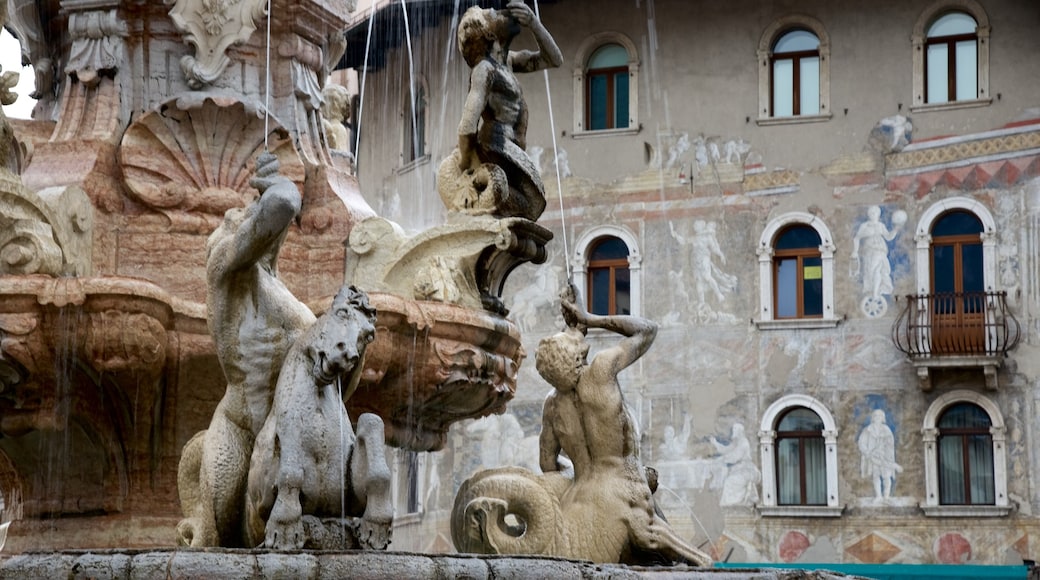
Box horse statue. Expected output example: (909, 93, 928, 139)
(244, 285, 392, 549)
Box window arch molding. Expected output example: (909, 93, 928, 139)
(756, 14, 831, 125)
(755, 212, 838, 328)
(758, 394, 842, 516)
(572, 32, 640, 136)
(912, 196, 997, 295)
(921, 389, 1010, 516)
(571, 225, 642, 316)
(911, 0, 990, 111)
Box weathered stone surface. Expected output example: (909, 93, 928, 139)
(0, 551, 868, 579)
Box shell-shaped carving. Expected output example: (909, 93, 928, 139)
(119, 97, 302, 216)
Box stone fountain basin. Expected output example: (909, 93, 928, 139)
(349, 291, 524, 452)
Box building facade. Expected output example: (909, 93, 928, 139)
(342, 0, 1040, 566)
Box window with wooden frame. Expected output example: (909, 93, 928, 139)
(587, 236, 631, 315)
(775, 407, 827, 506)
(937, 402, 994, 505)
(930, 210, 985, 354)
(773, 225, 823, 319)
(925, 12, 979, 104)
(770, 29, 820, 117)
(586, 44, 629, 131)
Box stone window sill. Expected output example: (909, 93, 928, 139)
(756, 113, 832, 127)
(920, 504, 1011, 517)
(910, 98, 992, 114)
(754, 317, 842, 330)
(572, 126, 641, 139)
(758, 505, 845, 518)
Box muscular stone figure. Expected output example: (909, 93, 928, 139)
(454, 284, 712, 567)
(438, 1, 562, 220)
(177, 152, 315, 547)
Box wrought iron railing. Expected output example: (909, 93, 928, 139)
(892, 291, 1021, 358)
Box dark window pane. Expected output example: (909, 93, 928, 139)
(939, 403, 991, 429)
(590, 237, 629, 261)
(968, 434, 995, 504)
(933, 244, 956, 295)
(802, 256, 823, 316)
(778, 407, 824, 432)
(615, 268, 631, 315)
(933, 211, 983, 237)
(590, 269, 610, 315)
(614, 72, 629, 128)
(589, 74, 607, 130)
(961, 243, 984, 293)
(777, 258, 797, 318)
(775, 225, 821, 250)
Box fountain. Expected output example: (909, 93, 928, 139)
(0, 0, 855, 577)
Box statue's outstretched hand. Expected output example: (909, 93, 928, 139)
(506, 1, 535, 26)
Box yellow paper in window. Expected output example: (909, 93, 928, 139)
(803, 265, 822, 280)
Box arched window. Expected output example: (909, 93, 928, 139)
(573, 33, 639, 136)
(757, 16, 830, 124)
(776, 407, 826, 506)
(586, 44, 629, 131)
(402, 81, 427, 166)
(587, 236, 630, 315)
(756, 213, 838, 328)
(930, 210, 985, 353)
(922, 390, 1009, 516)
(773, 225, 823, 319)
(572, 226, 642, 316)
(771, 30, 820, 117)
(759, 394, 841, 516)
(925, 12, 978, 104)
(937, 402, 993, 505)
(912, 0, 990, 110)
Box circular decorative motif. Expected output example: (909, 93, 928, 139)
(861, 295, 888, 318)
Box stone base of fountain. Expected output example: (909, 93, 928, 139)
(0, 549, 853, 579)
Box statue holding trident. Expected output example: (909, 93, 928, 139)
(437, 1, 563, 221)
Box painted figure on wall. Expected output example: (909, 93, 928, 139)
(659, 414, 692, 459)
(858, 409, 902, 500)
(669, 220, 737, 322)
(851, 205, 906, 317)
(711, 423, 760, 507)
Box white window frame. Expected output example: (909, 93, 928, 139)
(755, 212, 839, 329)
(756, 14, 832, 125)
(911, 0, 991, 112)
(572, 32, 640, 138)
(921, 389, 1010, 516)
(571, 225, 642, 317)
(758, 394, 842, 517)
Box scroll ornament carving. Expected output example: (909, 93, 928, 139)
(66, 9, 128, 87)
(167, 0, 267, 89)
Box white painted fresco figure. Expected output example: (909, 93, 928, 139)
(669, 220, 737, 321)
(710, 423, 760, 507)
(858, 409, 902, 500)
(851, 205, 906, 318)
(659, 414, 692, 459)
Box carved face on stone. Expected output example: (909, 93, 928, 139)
(535, 330, 588, 392)
(305, 285, 377, 386)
